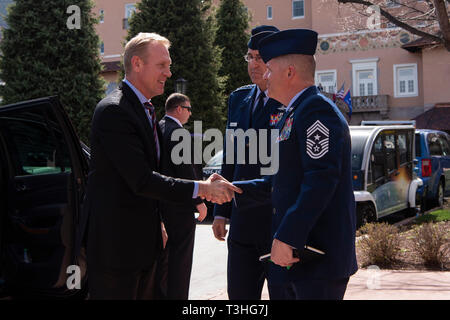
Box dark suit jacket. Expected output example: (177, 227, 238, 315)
(84, 82, 195, 271)
(158, 115, 203, 214)
(234, 86, 358, 283)
(213, 84, 284, 244)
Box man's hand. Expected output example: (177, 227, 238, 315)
(270, 238, 299, 268)
(212, 217, 228, 241)
(197, 173, 242, 204)
(161, 222, 168, 249)
(195, 202, 207, 222)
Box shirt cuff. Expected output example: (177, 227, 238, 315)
(214, 216, 228, 220)
(192, 182, 199, 198)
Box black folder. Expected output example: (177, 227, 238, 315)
(259, 245, 325, 264)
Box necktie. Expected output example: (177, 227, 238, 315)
(144, 102, 160, 165)
(255, 91, 266, 113)
(250, 91, 266, 127)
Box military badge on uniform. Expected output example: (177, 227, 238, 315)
(306, 120, 329, 159)
(270, 112, 283, 126)
(277, 114, 294, 142)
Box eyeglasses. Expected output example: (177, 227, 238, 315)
(180, 105, 192, 112)
(244, 53, 263, 63)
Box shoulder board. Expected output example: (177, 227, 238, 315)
(233, 84, 254, 93)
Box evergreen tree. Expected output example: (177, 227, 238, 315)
(127, 0, 225, 131)
(0, 0, 105, 143)
(215, 0, 250, 97)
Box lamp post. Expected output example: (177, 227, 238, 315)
(175, 77, 187, 94)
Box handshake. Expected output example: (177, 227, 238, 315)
(197, 173, 242, 205)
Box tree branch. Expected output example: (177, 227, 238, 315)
(337, 0, 444, 46)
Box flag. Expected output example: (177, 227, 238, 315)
(333, 82, 345, 102)
(343, 88, 352, 118)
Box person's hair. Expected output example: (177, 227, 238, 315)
(165, 93, 190, 113)
(278, 54, 316, 80)
(123, 32, 171, 75)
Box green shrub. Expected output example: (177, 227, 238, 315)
(413, 222, 449, 269)
(358, 222, 401, 268)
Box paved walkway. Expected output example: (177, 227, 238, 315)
(198, 269, 450, 300)
(191, 225, 450, 300)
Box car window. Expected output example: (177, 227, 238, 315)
(397, 133, 407, 165)
(384, 133, 397, 172)
(415, 133, 422, 157)
(427, 134, 443, 156)
(438, 134, 450, 156)
(350, 132, 368, 171)
(371, 134, 385, 182)
(0, 106, 72, 176)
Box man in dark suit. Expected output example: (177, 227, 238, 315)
(157, 93, 207, 299)
(232, 29, 358, 300)
(83, 32, 241, 300)
(212, 25, 284, 300)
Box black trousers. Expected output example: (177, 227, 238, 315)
(157, 210, 196, 299)
(88, 264, 159, 300)
(268, 277, 349, 300)
(227, 237, 271, 300)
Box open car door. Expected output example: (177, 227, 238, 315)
(0, 96, 88, 298)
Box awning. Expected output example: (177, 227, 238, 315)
(413, 103, 450, 132)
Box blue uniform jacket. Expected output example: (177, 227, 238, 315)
(234, 86, 358, 283)
(213, 84, 284, 244)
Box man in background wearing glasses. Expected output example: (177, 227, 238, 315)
(212, 25, 284, 299)
(157, 93, 207, 299)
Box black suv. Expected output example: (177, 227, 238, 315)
(0, 97, 89, 299)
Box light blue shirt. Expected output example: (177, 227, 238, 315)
(123, 79, 199, 198)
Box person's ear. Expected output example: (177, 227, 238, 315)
(131, 56, 142, 72)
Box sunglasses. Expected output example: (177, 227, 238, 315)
(179, 105, 192, 112)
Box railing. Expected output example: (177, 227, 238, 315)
(352, 95, 389, 116)
(321, 92, 389, 117)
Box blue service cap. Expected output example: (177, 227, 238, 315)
(258, 29, 318, 63)
(247, 25, 279, 50)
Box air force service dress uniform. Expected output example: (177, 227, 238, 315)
(233, 29, 358, 300)
(213, 25, 284, 300)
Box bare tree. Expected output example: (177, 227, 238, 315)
(336, 0, 450, 51)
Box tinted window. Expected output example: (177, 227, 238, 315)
(415, 133, 422, 157)
(398, 133, 408, 165)
(438, 134, 450, 156)
(350, 132, 369, 170)
(0, 105, 72, 176)
(384, 133, 397, 172)
(427, 134, 443, 156)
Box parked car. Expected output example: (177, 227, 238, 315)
(0, 97, 89, 299)
(414, 129, 450, 209)
(354, 121, 422, 227)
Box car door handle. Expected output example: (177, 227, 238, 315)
(15, 183, 29, 192)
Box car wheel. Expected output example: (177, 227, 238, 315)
(356, 203, 376, 229)
(435, 180, 444, 207)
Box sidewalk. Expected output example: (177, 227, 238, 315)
(200, 269, 450, 300)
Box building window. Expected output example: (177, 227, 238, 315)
(315, 70, 337, 93)
(123, 4, 136, 30)
(350, 58, 379, 96)
(100, 42, 104, 55)
(267, 6, 273, 20)
(99, 9, 104, 23)
(292, 0, 304, 19)
(394, 64, 418, 97)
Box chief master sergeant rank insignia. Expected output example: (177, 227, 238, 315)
(306, 120, 329, 159)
